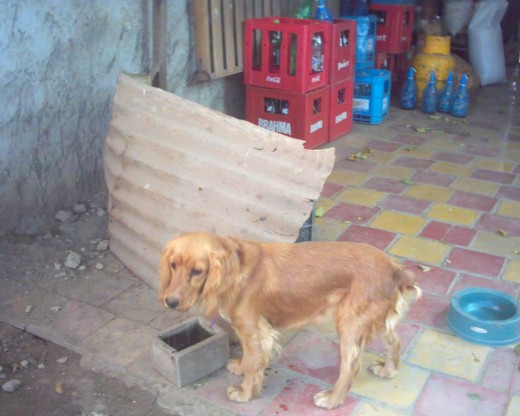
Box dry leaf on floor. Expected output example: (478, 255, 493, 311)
(497, 229, 509, 238)
(401, 178, 415, 186)
(418, 265, 432, 272)
(315, 207, 325, 218)
(55, 382, 63, 394)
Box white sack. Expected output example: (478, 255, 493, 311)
(468, 0, 508, 85)
(444, 0, 474, 36)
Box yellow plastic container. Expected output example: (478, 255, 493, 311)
(413, 36, 456, 103)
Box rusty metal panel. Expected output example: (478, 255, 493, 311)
(104, 75, 335, 289)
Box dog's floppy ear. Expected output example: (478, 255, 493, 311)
(158, 241, 174, 301)
(203, 237, 240, 296)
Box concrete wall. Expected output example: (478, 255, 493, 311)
(0, 0, 245, 236)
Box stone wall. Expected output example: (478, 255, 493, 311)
(0, 0, 245, 236)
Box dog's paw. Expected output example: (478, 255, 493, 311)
(227, 384, 252, 402)
(226, 359, 244, 376)
(313, 390, 344, 409)
(369, 361, 399, 379)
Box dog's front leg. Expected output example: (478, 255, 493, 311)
(227, 332, 268, 402)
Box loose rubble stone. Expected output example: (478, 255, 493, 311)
(96, 240, 109, 251)
(54, 263, 61, 270)
(2, 379, 22, 393)
(72, 203, 88, 214)
(96, 208, 106, 217)
(24, 305, 32, 314)
(95, 263, 104, 270)
(65, 251, 81, 269)
(50, 306, 62, 313)
(20, 360, 29, 368)
(78, 265, 86, 271)
(55, 210, 75, 222)
(57, 357, 68, 364)
(37, 363, 45, 370)
(54, 272, 67, 278)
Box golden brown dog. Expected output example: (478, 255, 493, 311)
(159, 231, 421, 409)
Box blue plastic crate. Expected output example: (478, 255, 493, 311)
(353, 69, 391, 124)
(341, 15, 376, 71)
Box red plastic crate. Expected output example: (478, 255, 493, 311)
(244, 17, 331, 93)
(330, 19, 357, 83)
(329, 79, 354, 141)
(369, 5, 415, 53)
(374, 52, 395, 71)
(245, 85, 330, 149)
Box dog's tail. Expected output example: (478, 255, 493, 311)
(397, 266, 422, 302)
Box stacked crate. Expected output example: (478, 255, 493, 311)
(244, 17, 356, 149)
(369, 0, 415, 93)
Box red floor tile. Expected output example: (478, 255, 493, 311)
(362, 177, 408, 194)
(393, 156, 434, 170)
(414, 374, 509, 416)
(321, 182, 344, 198)
(390, 133, 427, 146)
(261, 380, 359, 416)
(336, 159, 378, 173)
(472, 169, 515, 184)
(465, 145, 501, 158)
(338, 225, 396, 250)
(411, 170, 456, 187)
(448, 191, 497, 212)
(481, 348, 518, 391)
(514, 165, 520, 175)
(497, 185, 520, 201)
(324, 203, 380, 224)
(420, 221, 476, 247)
(433, 151, 474, 165)
(379, 194, 431, 215)
(404, 292, 450, 330)
(403, 260, 456, 295)
(450, 273, 519, 297)
(446, 248, 506, 277)
(476, 213, 520, 237)
(278, 333, 340, 385)
(366, 140, 402, 152)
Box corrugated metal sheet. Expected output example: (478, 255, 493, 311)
(104, 75, 335, 289)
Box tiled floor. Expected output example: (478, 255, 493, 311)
(0, 72, 518, 415)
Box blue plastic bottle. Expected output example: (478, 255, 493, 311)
(421, 71, 438, 114)
(451, 73, 469, 118)
(315, 0, 334, 22)
(438, 71, 454, 114)
(400, 67, 418, 110)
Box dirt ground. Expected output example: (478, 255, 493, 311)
(0, 322, 173, 416)
(0, 190, 178, 415)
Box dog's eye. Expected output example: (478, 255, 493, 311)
(190, 268, 203, 278)
(170, 262, 176, 270)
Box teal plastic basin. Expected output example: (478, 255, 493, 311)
(446, 287, 520, 347)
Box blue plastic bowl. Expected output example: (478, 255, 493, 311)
(446, 287, 520, 347)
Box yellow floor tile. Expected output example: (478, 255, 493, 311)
(389, 236, 449, 264)
(472, 158, 514, 173)
(335, 188, 387, 207)
(473, 231, 520, 260)
(371, 211, 425, 235)
(403, 184, 453, 203)
(327, 169, 367, 186)
(408, 329, 490, 381)
(355, 402, 406, 416)
(506, 395, 520, 416)
(430, 161, 473, 177)
(351, 352, 429, 409)
(314, 217, 350, 242)
(370, 151, 395, 164)
(504, 260, 520, 284)
(370, 165, 414, 180)
(451, 177, 500, 197)
(427, 204, 480, 226)
(497, 200, 520, 219)
(395, 148, 436, 159)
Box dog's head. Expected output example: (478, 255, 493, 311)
(158, 232, 239, 313)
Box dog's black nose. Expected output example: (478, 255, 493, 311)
(165, 297, 179, 309)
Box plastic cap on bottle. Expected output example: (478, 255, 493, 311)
(447, 71, 453, 83)
(407, 67, 415, 79)
(460, 73, 467, 86)
(429, 71, 436, 83)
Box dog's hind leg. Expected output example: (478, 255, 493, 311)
(314, 307, 369, 410)
(370, 293, 406, 379)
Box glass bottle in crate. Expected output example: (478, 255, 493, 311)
(312, 33, 324, 73)
(269, 29, 281, 71)
(294, 0, 313, 19)
(421, 71, 438, 114)
(400, 67, 417, 110)
(438, 71, 454, 113)
(451, 73, 469, 118)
